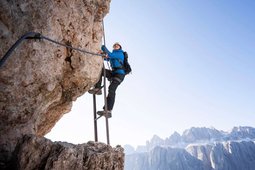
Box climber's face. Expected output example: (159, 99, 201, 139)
(113, 43, 121, 50)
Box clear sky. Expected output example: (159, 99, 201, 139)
(46, 0, 255, 148)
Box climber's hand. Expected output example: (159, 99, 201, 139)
(103, 54, 109, 59)
(98, 50, 103, 54)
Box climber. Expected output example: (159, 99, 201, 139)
(89, 42, 126, 118)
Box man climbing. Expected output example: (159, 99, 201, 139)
(88, 42, 126, 118)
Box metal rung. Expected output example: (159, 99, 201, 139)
(95, 114, 104, 120)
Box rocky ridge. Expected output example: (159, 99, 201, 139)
(124, 126, 255, 170)
(125, 140, 255, 170)
(9, 135, 124, 170)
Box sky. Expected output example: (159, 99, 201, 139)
(46, 0, 255, 148)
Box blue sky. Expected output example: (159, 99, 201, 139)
(46, 0, 255, 147)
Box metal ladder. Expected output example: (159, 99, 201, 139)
(92, 64, 110, 145)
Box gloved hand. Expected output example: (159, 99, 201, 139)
(101, 45, 106, 51)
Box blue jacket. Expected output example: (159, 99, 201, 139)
(101, 45, 125, 75)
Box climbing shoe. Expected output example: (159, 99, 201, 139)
(97, 110, 112, 118)
(88, 88, 102, 95)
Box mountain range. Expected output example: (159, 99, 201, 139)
(124, 126, 255, 170)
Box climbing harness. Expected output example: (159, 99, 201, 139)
(0, 32, 104, 68)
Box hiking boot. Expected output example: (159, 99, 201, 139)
(88, 88, 102, 95)
(97, 110, 112, 118)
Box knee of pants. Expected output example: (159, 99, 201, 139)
(108, 80, 119, 94)
(108, 89, 116, 96)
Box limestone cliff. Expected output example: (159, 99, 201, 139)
(125, 127, 255, 170)
(125, 141, 255, 170)
(0, 0, 124, 169)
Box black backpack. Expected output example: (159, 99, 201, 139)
(123, 51, 132, 75)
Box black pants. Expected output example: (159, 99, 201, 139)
(95, 69, 125, 111)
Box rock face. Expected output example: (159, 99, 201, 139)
(182, 127, 224, 143)
(0, 0, 124, 169)
(8, 135, 124, 170)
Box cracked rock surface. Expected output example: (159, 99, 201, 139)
(0, 0, 124, 169)
(9, 135, 124, 170)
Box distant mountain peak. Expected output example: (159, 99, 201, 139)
(125, 126, 255, 154)
(182, 126, 224, 143)
(125, 126, 255, 170)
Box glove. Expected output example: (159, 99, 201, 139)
(101, 45, 106, 51)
